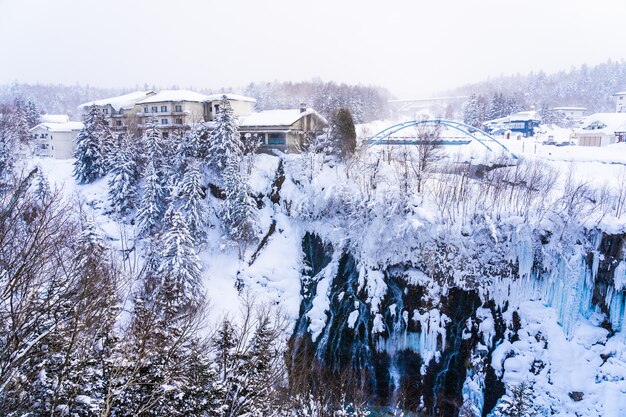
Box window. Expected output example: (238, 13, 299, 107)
(175, 118, 183, 124)
(144, 107, 149, 113)
(151, 106, 158, 113)
(103, 108, 109, 114)
(162, 132, 169, 139)
(115, 120, 122, 126)
(161, 119, 168, 125)
(161, 105, 167, 112)
(267, 132, 286, 145)
(214, 104, 220, 113)
(175, 105, 182, 112)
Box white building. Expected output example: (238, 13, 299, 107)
(78, 91, 156, 132)
(574, 113, 626, 147)
(553, 107, 586, 122)
(30, 121, 84, 159)
(615, 91, 626, 113)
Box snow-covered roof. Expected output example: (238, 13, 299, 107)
(205, 93, 256, 103)
(484, 110, 541, 125)
(614, 91, 626, 96)
(239, 108, 327, 127)
(78, 91, 155, 112)
(577, 113, 626, 134)
(137, 90, 209, 104)
(41, 114, 70, 123)
(30, 122, 84, 132)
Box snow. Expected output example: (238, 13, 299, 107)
(136, 90, 209, 104)
(576, 112, 626, 135)
(30, 121, 84, 132)
(205, 93, 256, 103)
(239, 108, 327, 127)
(78, 90, 154, 111)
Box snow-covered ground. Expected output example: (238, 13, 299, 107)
(30, 128, 626, 416)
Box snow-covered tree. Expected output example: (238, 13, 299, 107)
(175, 159, 210, 241)
(0, 109, 17, 182)
(463, 93, 488, 128)
(136, 160, 167, 236)
(492, 381, 538, 417)
(108, 137, 139, 216)
(13, 98, 31, 144)
(156, 206, 203, 316)
(222, 156, 258, 249)
(207, 96, 242, 172)
(25, 100, 41, 128)
(73, 105, 109, 183)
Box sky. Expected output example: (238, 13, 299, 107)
(1, 0, 626, 98)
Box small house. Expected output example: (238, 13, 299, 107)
(483, 110, 541, 138)
(574, 113, 626, 147)
(30, 121, 84, 159)
(238, 106, 328, 153)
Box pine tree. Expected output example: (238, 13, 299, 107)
(136, 160, 167, 236)
(25, 100, 41, 128)
(222, 156, 258, 248)
(463, 93, 488, 128)
(156, 206, 203, 315)
(207, 96, 242, 172)
(176, 159, 210, 241)
(492, 381, 537, 417)
(33, 165, 51, 204)
(330, 107, 357, 158)
(13, 98, 31, 144)
(108, 137, 139, 216)
(0, 110, 17, 182)
(73, 105, 108, 184)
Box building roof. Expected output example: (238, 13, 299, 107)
(576, 113, 626, 135)
(614, 91, 626, 96)
(239, 108, 327, 128)
(205, 93, 256, 103)
(30, 122, 84, 132)
(485, 110, 541, 125)
(137, 90, 209, 104)
(78, 91, 155, 112)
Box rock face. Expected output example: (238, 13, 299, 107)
(288, 231, 626, 417)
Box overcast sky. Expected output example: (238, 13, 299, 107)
(1, 0, 625, 98)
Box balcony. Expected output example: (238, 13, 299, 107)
(137, 111, 190, 117)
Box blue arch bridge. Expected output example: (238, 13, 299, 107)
(366, 119, 518, 159)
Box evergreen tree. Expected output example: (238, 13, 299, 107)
(207, 96, 242, 172)
(330, 107, 357, 158)
(0, 110, 17, 182)
(13, 98, 31, 144)
(222, 156, 258, 248)
(25, 100, 41, 128)
(108, 136, 139, 216)
(136, 160, 167, 236)
(463, 93, 488, 128)
(156, 206, 203, 315)
(492, 381, 537, 417)
(176, 159, 210, 242)
(73, 105, 108, 184)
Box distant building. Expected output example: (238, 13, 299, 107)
(614, 91, 626, 113)
(553, 107, 586, 122)
(30, 121, 84, 159)
(79, 90, 256, 137)
(41, 114, 70, 124)
(483, 111, 541, 138)
(239, 106, 328, 153)
(78, 91, 156, 133)
(574, 113, 626, 146)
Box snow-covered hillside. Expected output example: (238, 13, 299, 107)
(32, 134, 626, 417)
